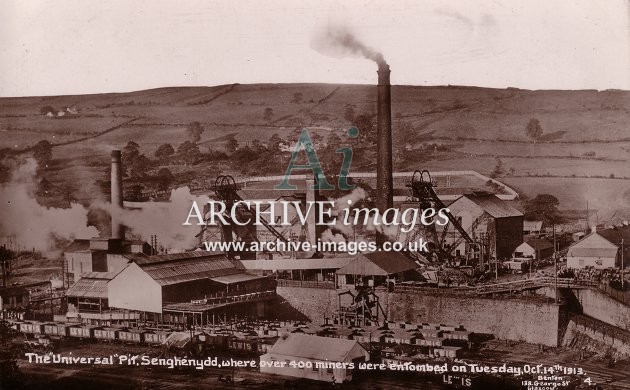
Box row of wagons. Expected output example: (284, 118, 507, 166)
(8, 320, 170, 345)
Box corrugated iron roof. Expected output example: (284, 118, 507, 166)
(139, 255, 244, 286)
(64, 239, 91, 253)
(80, 272, 118, 280)
(66, 277, 110, 299)
(210, 273, 266, 284)
(239, 257, 352, 271)
(597, 226, 630, 246)
(268, 334, 366, 362)
(525, 238, 553, 251)
(462, 192, 523, 218)
(524, 221, 543, 231)
(132, 250, 227, 265)
(336, 251, 418, 276)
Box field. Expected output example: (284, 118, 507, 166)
(1, 83, 629, 215)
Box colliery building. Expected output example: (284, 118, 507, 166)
(446, 191, 524, 260)
(106, 251, 276, 326)
(63, 238, 152, 285)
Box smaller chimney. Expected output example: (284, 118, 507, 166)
(111, 150, 124, 239)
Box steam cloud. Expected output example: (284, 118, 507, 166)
(98, 187, 209, 253)
(0, 159, 98, 255)
(321, 187, 399, 244)
(311, 24, 386, 66)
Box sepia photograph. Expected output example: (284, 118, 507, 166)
(1, 1, 629, 389)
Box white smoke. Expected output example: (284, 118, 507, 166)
(0, 159, 98, 256)
(101, 187, 209, 253)
(320, 229, 346, 243)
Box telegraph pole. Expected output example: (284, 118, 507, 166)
(622, 238, 625, 290)
(553, 221, 558, 303)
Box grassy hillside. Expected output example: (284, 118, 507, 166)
(1, 83, 629, 216)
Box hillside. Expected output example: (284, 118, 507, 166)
(1, 83, 629, 216)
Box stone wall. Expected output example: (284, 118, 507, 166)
(276, 287, 561, 346)
(574, 289, 630, 332)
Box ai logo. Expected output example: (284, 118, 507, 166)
(275, 127, 359, 191)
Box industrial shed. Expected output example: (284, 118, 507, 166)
(446, 192, 524, 260)
(240, 257, 352, 284)
(66, 272, 117, 315)
(108, 251, 275, 321)
(336, 251, 419, 288)
(260, 333, 369, 383)
(63, 238, 151, 284)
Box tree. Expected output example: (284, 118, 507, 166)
(263, 107, 274, 121)
(32, 139, 53, 166)
(0, 320, 22, 388)
(353, 113, 376, 143)
(39, 105, 55, 115)
(326, 132, 342, 148)
(251, 139, 262, 151)
(526, 118, 543, 142)
(122, 141, 149, 178)
(0, 162, 9, 183)
(36, 177, 52, 196)
(122, 140, 141, 164)
(225, 138, 239, 154)
(393, 121, 414, 164)
(186, 121, 205, 143)
(268, 133, 283, 152)
(344, 104, 356, 123)
(155, 168, 175, 191)
(154, 143, 175, 161)
(291, 92, 303, 104)
(490, 157, 504, 178)
(524, 194, 561, 224)
(177, 141, 201, 164)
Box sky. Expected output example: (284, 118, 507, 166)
(1, 0, 629, 97)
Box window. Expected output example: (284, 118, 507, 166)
(312, 366, 318, 372)
(579, 259, 584, 266)
(327, 367, 333, 374)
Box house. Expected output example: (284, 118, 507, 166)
(445, 192, 524, 261)
(513, 238, 554, 260)
(566, 226, 630, 269)
(259, 333, 369, 383)
(523, 220, 543, 235)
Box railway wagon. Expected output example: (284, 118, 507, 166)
(228, 338, 257, 353)
(20, 321, 45, 334)
(94, 327, 119, 342)
(143, 331, 170, 345)
(205, 334, 230, 350)
(43, 323, 70, 338)
(118, 329, 144, 343)
(68, 325, 97, 339)
(5, 319, 22, 331)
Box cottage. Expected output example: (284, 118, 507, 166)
(513, 238, 554, 260)
(566, 226, 630, 269)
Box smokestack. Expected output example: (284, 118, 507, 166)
(111, 150, 124, 239)
(376, 62, 393, 212)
